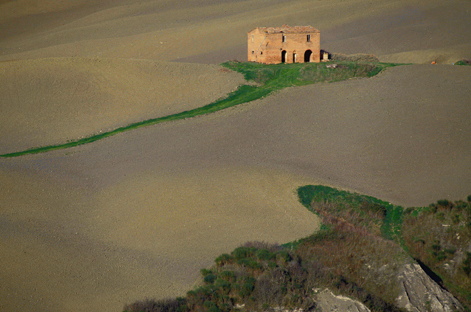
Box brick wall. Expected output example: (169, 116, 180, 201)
(248, 26, 320, 64)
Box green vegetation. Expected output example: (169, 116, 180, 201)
(125, 185, 470, 312)
(124, 240, 402, 312)
(1, 60, 402, 158)
(297, 185, 403, 242)
(455, 59, 471, 66)
(402, 197, 471, 305)
(299, 185, 471, 308)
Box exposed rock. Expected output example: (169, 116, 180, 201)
(396, 263, 464, 312)
(313, 288, 371, 312)
(272, 307, 304, 312)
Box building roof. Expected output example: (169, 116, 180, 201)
(249, 25, 320, 34)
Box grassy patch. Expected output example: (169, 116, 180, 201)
(298, 185, 471, 308)
(455, 59, 471, 66)
(297, 185, 403, 241)
(124, 186, 471, 311)
(402, 198, 471, 307)
(1, 60, 402, 158)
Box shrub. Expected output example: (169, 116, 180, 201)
(125, 190, 471, 311)
(123, 298, 187, 312)
(455, 60, 471, 66)
(215, 254, 233, 266)
(437, 199, 453, 209)
(237, 258, 262, 270)
(276, 250, 292, 264)
(232, 247, 256, 260)
(219, 271, 236, 282)
(239, 277, 256, 298)
(200, 269, 213, 277)
(256, 249, 276, 261)
(204, 274, 217, 284)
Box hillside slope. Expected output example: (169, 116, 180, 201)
(125, 186, 470, 312)
(1, 0, 470, 63)
(0, 0, 470, 311)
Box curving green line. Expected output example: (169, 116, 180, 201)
(1, 61, 402, 158)
(1, 84, 270, 157)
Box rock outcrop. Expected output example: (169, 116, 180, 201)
(396, 263, 464, 312)
(313, 288, 371, 312)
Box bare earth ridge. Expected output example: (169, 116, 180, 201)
(0, 0, 470, 311)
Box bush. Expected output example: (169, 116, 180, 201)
(219, 271, 236, 282)
(455, 60, 471, 66)
(215, 254, 233, 266)
(237, 258, 262, 270)
(125, 190, 471, 311)
(232, 247, 256, 260)
(437, 199, 453, 209)
(256, 249, 276, 261)
(239, 277, 256, 298)
(204, 274, 217, 284)
(123, 298, 187, 312)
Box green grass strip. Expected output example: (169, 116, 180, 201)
(1, 61, 402, 158)
(297, 185, 405, 245)
(0, 84, 269, 157)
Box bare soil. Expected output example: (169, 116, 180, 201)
(0, 0, 470, 311)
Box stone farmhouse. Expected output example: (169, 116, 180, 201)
(247, 25, 321, 64)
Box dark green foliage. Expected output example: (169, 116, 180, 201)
(455, 60, 471, 66)
(239, 277, 256, 298)
(297, 185, 393, 213)
(237, 258, 263, 270)
(276, 250, 292, 264)
(232, 246, 257, 260)
(297, 185, 402, 242)
(402, 198, 471, 307)
(215, 254, 233, 266)
(203, 274, 217, 285)
(463, 253, 471, 276)
(431, 242, 448, 261)
(437, 199, 453, 208)
(123, 297, 187, 312)
(297, 185, 471, 309)
(255, 249, 276, 261)
(125, 187, 470, 311)
(218, 271, 236, 282)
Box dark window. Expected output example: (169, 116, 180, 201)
(307, 34, 311, 42)
(282, 35, 286, 42)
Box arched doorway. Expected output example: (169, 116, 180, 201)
(281, 50, 287, 63)
(293, 52, 297, 63)
(304, 50, 312, 62)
